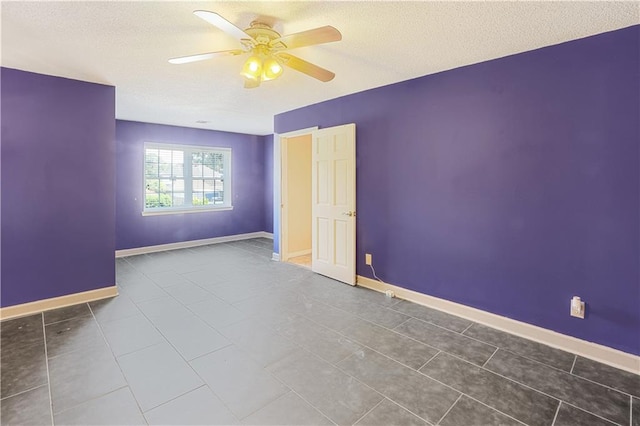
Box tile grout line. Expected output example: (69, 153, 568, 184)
(41, 313, 55, 426)
(350, 398, 385, 426)
(417, 351, 441, 372)
(460, 322, 475, 334)
(550, 401, 561, 426)
(87, 303, 149, 424)
(244, 353, 338, 425)
(482, 347, 499, 368)
(498, 349, 638, 399)
(630, 395, 633, 426)
(570, 354, 577, 374)
(0, 384, 50, 402)
(434, 393, 462, 425)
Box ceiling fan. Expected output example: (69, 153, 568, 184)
(169, 11, 342, 88)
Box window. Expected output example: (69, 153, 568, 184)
(144, 143, 232, 214)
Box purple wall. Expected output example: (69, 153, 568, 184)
(263, 134, 274, 235)
(116, 121, 268, 249)
(1, 68, 116, 307)
(275, 26, 640, 355)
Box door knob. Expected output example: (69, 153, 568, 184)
(342, 211, 356, 217)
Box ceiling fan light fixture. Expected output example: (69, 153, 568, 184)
(241, 56, 263, 80)
(262, 57, 283, 81)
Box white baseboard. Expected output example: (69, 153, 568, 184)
(356, 275, 640, 375)
(286, 249, 311, 259)
(0, 286, 118, 321)
(272, 252, 281, 261)
(115, 231, 273, 257)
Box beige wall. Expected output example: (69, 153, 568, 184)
(286, 134, 312, 254)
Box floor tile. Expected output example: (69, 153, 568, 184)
(275, 315, 362, 365)
(145, 270, 193, 288)
(438, 395, 523, 426)
(163, 281, 216, 305)
(354, 398, 427, 426)
(220, 318, 299, 368)
(44, 315, 104, 358)
(209, 280, 275, 304)
(188, 297, 249, 329)
(337, 348, 458, 424)
(553, 402, 617, 426)
(394, 318, 496, 366)
(89, 295, 140, 324)
(1, 313, 43, 348)
(420, 352, 558, 426)
(241, 391, 333, 425)
(269, 350, 384, 425)
(53, 387, 145, 425)
(0, 384, 51, 426)
(572, 356, 640, 397)
(154, 314, 231, 360)
(117, 341, 203, 412)
(190, 345, 289, 420)
(100, 313, 165, 357)
(341, 318, 439, 370)
(484, 349, 630, 425)
(43, 303, 91, 324)
(49, 344, 126, 414)
(633, 397, 640, 426)
(144, 385, 238, 425)
(390, 300, 472, 333)
(233, 291, 299, 328)
(119, 278, 167, 303)
(463, 323, 575, 371)
(182, 268, 231, 288)
(333, 298, 411, 329)
(291, 296, 357, 332)
(136, 296, 192, 324)
(1, 339, 47, 398)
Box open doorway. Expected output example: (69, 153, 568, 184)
(280, 132, 313, 268)
(278, 124, 357, 284)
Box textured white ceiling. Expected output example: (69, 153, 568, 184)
(2, 1, 638, 135)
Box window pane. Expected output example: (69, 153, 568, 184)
(172, 163, 184, 177)
(192, 179, 204, 191)
(145, 193, 159, 208)
(172, 150, 184, 164)
(173, 179, 184, 192)
(173, 192, 185, 206)
(145, 148, 159, 162)
(145, 162, 159, 177)
(193, 194, 208, 206)
(160, 179, 173, 194)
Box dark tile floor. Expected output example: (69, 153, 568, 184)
(1, 237, 639, 425)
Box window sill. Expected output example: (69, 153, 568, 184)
(142, 206, 234, 216)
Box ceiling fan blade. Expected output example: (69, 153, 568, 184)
(244, 78, 261, 89)
(169, 50, 244, 64)
(193, 10, 253, 42)
(272, 26, 341, 50)
(276, 53, 335, 82)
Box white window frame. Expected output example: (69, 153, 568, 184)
(142, 142, 233, 216)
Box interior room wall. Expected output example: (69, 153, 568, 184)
(1, 67, 116, 307)
(274, 26, 640, 355)
(115, 120, 268, 250)
(285, 134, 312, 256)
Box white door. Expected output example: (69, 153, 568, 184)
(311, 123, 356, 285)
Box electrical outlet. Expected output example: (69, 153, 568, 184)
(570, 296, 585, 319)
(365, 253, 372, 265)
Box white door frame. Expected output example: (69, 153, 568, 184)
(276, 127, 318, 262)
